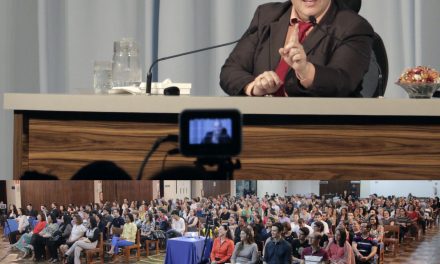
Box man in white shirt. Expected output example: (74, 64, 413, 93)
(310, 212, 330, 235)
(296, 218, 313, 237)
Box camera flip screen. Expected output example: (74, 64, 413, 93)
(180, 109, 242, 157)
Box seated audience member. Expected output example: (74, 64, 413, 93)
(381, 210, 395, 226)
(352, 223, 378, 264)
(60, 214, 87, 257)
(368, 215, 384, 243)
(326, 228, 355, 264)
(395, 208, 411, 243)
(313, 221, 329, 248)
(297, 218, 314, 238)
(64, 217, 100, 264)
(252, 214, 265, 250)
(292, 227, 311, 264)
(231, 227, 258, 264)
(186, 209, 199, 232)
(234, 216, 248, 244)
(107, 213, 137, 255)
(26, 204, 38, 218)
(311, 212, 330, 235)
(263, 222, 292, 264)
(228, 217, 238, 241)
(210, 225, 235, 264)
(140, 213, 156, 249)
(279, 209, 291, 224)
(7, 204, 18, 219)
(15, 212, 47, 259)
(220, 207, 231, 222)
(108, 209, 125, 236)
(300, 233, 329, 264)
(166, 210, 186, 238)
(47, 214, 72, 263)
(283, 221, 298, 245)
(157, 209, 169, 231)
(8, 208, 29, 244)
(32, 214, 59, 261)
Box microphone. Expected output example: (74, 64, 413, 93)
(146, 26, 259, 94)
(308, 16, 384, 97)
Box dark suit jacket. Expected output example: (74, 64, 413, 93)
(220, 1, 374, 97)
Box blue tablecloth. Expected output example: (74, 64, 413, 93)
(165, 236, 213, 264)
(4, 219, 18, 235)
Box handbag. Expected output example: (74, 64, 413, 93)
(49, 230, 62, 242)
(152, 230, 166, 239)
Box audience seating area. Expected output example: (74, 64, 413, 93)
(0, 192, 439, 263)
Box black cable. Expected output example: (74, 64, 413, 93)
(161, 148, 180, 172)
(136, 135, 178, 180)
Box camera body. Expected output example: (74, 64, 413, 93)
(179, 109, 242, 158)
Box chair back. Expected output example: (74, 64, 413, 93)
(384, 225, 400, 240)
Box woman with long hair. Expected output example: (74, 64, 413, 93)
(231, 227, 258, 264)
(326, 228, 355, 264)
(59, 214, 87, 258)
(107, 213, 137, 255)
(210, 224, 234, 264)
(8, 204, 18, 219)
(64, 217, 100, 264)
(368, 215, 384, 243)
(15, 212, 47, 259)
(47, 214, 72, 263)
(186, 209, 199, 232)
(32, 214, 58, 261)
(8, 208, 29, 244)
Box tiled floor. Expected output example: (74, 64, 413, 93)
(1, 225, 440, 263)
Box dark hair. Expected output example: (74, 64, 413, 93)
(236, 227, 254, 254)
(220, 224, 233, 240)
(39, 212, 46, 222)
(126, 213, 134, 223)
(272, 222, 283, 233)
(299, 227, 310, 237)
(89, 217, 98, 229)
(171, 210, 179, 216)
(48, 214, 57, 224)
(336, 228, 347, 247)
(314, 221, 324, 232)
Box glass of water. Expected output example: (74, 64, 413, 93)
(93, 61, 113, 94)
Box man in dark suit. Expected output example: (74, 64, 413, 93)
(220, 0, 374, 97)
(201, 120, 231, 144)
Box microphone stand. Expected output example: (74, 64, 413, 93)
(146, 26, 258, 94)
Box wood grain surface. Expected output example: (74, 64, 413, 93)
(15, 112, 440, 180)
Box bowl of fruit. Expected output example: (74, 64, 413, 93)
(396, 66, 440, 98)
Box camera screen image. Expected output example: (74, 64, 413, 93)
(189, 118, 232, 145)
(179, 109, 242, 157)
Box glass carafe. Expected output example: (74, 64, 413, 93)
(112, 38, 141, 87)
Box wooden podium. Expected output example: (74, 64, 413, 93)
(4, 93, 440, 180)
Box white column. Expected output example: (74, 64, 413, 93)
(7, 180, 21, 208)
(191, 181, 203, 199)
(230, 181, 236, 197)
(94, 181, 102, 203)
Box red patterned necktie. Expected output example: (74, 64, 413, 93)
(272, 19, 314, 97)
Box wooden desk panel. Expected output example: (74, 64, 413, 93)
(16, 112, 440, 180)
